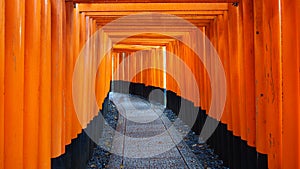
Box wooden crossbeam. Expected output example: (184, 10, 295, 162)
(113, 44, 161, 50)
(104, 32, 187, 37)
(111, 38, 175, 45)
(78, 3, 228, 12)
(96, 24, 210, 29)
(83, 11, 224, 16)
(94, 20, 212, 25)
(70, 0, 238, 4)
(89, 15, 216, 20)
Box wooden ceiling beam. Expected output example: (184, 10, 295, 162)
(96, 23, 210, 29)
(114, 41, 170, 46)
(83, 11, 224, 16)
(112, 44, 162, 51)
(111, 38, 175, 45)
(89, 16, 216, 20)
(78, 3, 228, 12)
(104, 32, 187, 37)
(111, 48, 149, 53)
(70, 0, 238, 4)
(94, 21, 212, 26)
(96, 23, 210, 28)
(110, 33, 179, 39)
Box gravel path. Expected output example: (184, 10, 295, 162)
(87, 93, 228, 169)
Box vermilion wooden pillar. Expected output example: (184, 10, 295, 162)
(241, 0, 256, 149)
(201, 27, 209, 111)
(131, 52, 137, 83)
(216, 14, 228, 125)
(237, 4, 247, 142)
(39, 0, 51, 168)
(72, 5, 82, 139)
(0, 0, 4, 168)
(255, 0, 282, 168)
(211, 17, 218, 120)
(135, 52, 141, 83)
(241, 0, 257, 168)
(24, 0, 41, 168)
(227, 4, 241, 138)
(4, 0, 25, 167)
(253, 0, 268, 158)
(80, 12, 86, 50)
(282, 0, 300, 168)
(65, 2, 75, 145)
(61, 0, 67, 149)
(51, 0, 64, 158)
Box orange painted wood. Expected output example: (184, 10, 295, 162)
(147, 51, 153, 87)
(113, 53, 119, 81)
(255, 1, 282, 167)
(179, 41, 190, 101)
(38, 0, 51, 167)
(191, 32, 202, 107)
(172, 41, 181, 95)
(205, 26, 212, 114)
(282, 0, 300, 168)
(92, 23, 99, 118)
(227, 5, 241, 137)
(97, 53, 107, 109)
(150, 50, 155, 88)
(135, 52, 142, 83)
(155, 49, 160, 88)
(92, 30, 97, 117)
(107, 53, 112, 93)
(80, 12, 86, 50)
(78, 3, 229, 12)
(61, 0, 67, 151)
(167, 41, 176, 93)
(165, 44, 172, 91)
(194, 28, 204, 108)
(124, 53, 129, 82)
(0, 0, 4, 167)
(65, 2, 75, 145)
(221, 11, 233, 131)
(91, 10, 223, 16)
(206, 20, 214, 117)
(24, 0, 41, 167)
(216, 14, 228, 124)
(264, 0, 282, 166)
(81, 13, 88, 126)
(156, 48, 164, 89)
(82, 15, 89, 126)
(86, 16, 92, 123)
(205, 25, 213, 113)
(95, 56, 102, 109)
(72, 5, 83, 137)
(73, 0, 237, 3)
(241, 0, 256, 147)
(236, 4, 247, 141)
(118, 52, 123, 82)
(51, 0, 64, 157)
(200, 27, 208, 110)
(253, 0, 267, 154)
(142, 51, 150, 86)
(131, 53, 137, 83)
(214, 17, 222, 120)
(150, 50, 156, 87)
(95, 22, 101, 107)
(4, 0, 25, 167)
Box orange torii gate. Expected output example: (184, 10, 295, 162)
(0, 0, 300, 168)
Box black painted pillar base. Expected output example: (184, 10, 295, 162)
(51, 96, 110, 169)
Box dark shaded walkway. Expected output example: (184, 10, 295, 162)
(108, 93, 202, 168)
